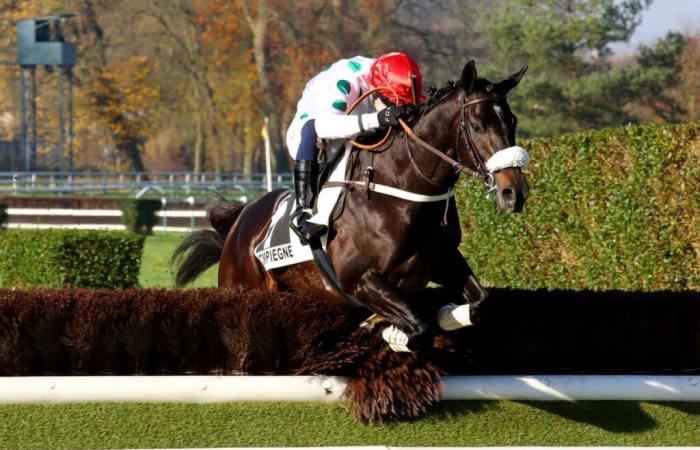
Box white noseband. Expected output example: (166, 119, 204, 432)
(485, 146, 530, 173)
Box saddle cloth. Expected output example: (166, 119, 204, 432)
(253, 144, 350, 271)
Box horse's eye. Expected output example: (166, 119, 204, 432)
(472, 123, 483, 133)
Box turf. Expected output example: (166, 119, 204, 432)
(0, 401, 698, 449)
(139, 232, 218, 288)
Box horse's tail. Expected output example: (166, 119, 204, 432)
(172, 197, 244, 287)
(172, 230, 224, 286)
(207, 196, 244, 238)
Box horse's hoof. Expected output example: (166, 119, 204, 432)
(437, 303, 473, 331)
(381, 325, 413, 353)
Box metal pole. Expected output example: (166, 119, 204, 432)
(9, 139, 15, 171)
(262, 117, 272, 192)
(186, 195, 195, 230)
(58, 65, 65, 173)
(66, 67, 74, 171)
(30, 66, 36, 170)
(161, 197, 168, 234)
(20, 67, 29, 171)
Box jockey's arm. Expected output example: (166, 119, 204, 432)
(313, 97, 407, 140)
(313, 113, 381, 139)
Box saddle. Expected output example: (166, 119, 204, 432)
(316, 127, 386, 192)
(316, 138, 347, 193)
(253, 130, 383, 272)
(253, 139, 352, 271)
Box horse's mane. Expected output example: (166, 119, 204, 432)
(416, 77, 497, 120)
(420, 80, 459, 116)
(427, 80, 459, 101)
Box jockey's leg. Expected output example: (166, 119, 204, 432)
(353, 269, 430, 352)
(290, 120, 327, 244)
(431, 246, 489, 328)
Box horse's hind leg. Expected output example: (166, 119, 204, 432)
(218, 193, 282, 289)
(218, 217, 266, 288)
(353, 269, 429, 350)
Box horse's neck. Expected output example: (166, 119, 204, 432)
(355, 101, 457, 194)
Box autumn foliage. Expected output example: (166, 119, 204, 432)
(0, 1, 698, 172)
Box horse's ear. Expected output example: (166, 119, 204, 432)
(495, 65, 528, 95)
(461, 60, 477, 95)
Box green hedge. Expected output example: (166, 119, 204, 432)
(119, 198, 161, 234)
(0, 230, 145, 288)
(457, 121, 700, 291)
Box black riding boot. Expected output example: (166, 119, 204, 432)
(290, 159, 327, 244)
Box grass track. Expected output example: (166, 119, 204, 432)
(139, 232, 218, 288)
(0, 401, 699, 449)
(5, 234, 698, 448)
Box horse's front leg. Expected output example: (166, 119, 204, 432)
(353, 269, 430, 352)
(430, 246, 489, 329)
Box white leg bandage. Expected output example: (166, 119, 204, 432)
(381, 325, 412, 353)
(437, 303, 473, 331)
(485, 146, 530, 172)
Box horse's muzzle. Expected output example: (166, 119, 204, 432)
(495, 170, 529, 213)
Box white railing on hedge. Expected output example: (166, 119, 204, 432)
(1, 375, 699, 404)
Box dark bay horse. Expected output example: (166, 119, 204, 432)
(174, 61, 529, 348)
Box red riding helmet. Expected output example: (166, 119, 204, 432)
(369, 51, 426, 105)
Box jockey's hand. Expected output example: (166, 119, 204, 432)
(377, 104, 416, 127)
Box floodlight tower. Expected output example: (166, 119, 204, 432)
(17, 14, 77, 171)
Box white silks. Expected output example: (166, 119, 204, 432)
(314, 113, 380, 139)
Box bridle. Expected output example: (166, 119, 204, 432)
(457, 93, 508, 194)
(344, 85, 521, 198)
(400, 92, 507, 195)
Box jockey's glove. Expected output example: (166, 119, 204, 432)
(377, 104, 417, 127)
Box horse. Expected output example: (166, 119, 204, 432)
(173, 60, 530, 350)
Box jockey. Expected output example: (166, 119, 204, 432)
(286, 51, 425, 243)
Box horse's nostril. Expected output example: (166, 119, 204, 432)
(501, 187, 515, 204)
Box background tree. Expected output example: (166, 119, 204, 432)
(0, 0, 697, 172)
(678, 34, 700, 121)
(482, 0, 687, 136)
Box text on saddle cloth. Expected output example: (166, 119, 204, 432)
(254, 144, 351, 271)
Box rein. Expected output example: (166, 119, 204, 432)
(399, 115, 482, 183)
(346, 87, 400, 151)
(398, 94, 506, 192)
(343, 85, 521, 201)
(347, 85, 504, 190)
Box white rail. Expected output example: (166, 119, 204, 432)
(0, 171, 293, 194)
(4, 207, 208, 232)
(441, 375, 700, 401)
(6, 208, 207, 217)
(1, 375, 699, 404)
(0, 376, 344, 403)
(6, 223, 195, 232)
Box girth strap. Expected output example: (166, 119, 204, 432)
(323, 180, 454, 203)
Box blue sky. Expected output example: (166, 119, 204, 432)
(626, 0, 700, 46)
